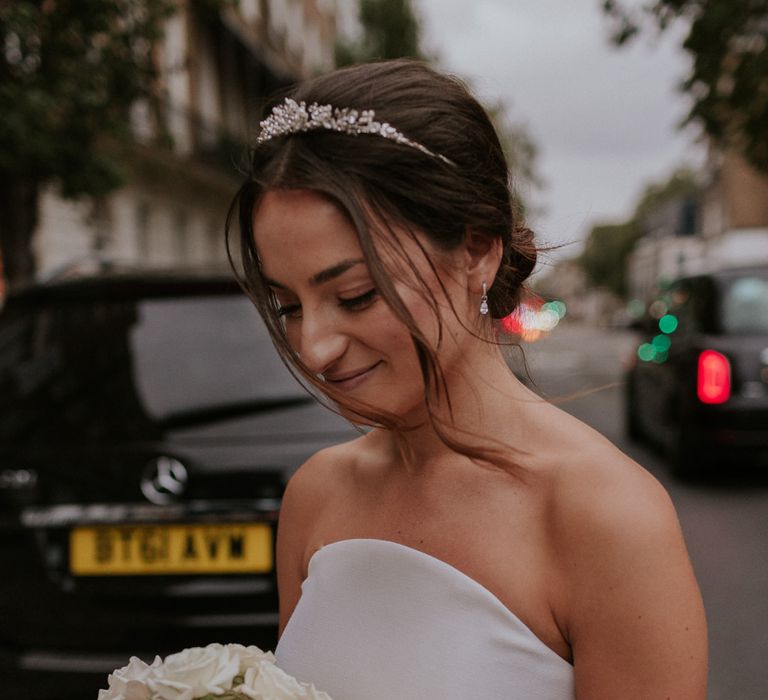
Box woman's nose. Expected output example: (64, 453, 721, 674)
(298, 312, 348, 375)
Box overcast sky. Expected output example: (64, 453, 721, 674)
(415, 0, 705, 263)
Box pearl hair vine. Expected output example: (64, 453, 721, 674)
(256, 97, 455, 166)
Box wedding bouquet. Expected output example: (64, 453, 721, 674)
(98, 643, 333, 700)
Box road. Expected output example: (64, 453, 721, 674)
(522, 321, 768, 700)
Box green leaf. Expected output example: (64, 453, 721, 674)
(601, 0, 768, 174)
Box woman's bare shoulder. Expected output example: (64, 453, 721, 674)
(284, 433, 369, 503)
(545, 428, 676, 546)
(538, 423, 707, 697)
(533, 412, 680, 576)
(281, 429, 390, 525)
(523, 403, 668, 524)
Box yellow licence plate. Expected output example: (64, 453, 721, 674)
(69, 523, 272, 576)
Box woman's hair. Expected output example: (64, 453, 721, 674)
(227, 59, 538, 471)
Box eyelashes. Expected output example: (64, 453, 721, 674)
(276, 289, 378, 318)
(276, 303, 300, 319)
(339, 288, 378, 311)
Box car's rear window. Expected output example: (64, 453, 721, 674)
(0, 293, 303, 441)
(130, 295, 301, 420)
(721, 274, 768, 334)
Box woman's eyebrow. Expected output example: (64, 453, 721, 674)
(310, 258, 366, 286)
(265, 258, 366, 289)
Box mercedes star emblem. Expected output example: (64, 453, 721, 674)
(141, 456, 189, 505)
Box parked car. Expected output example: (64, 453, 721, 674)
(625, 266, 768, 477)
(0, 270, 356, 697)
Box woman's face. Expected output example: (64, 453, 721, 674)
(251, 189, 471, 422)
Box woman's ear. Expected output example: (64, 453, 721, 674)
(464, 229, 503, 290)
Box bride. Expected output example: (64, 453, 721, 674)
(228, 59, 707, 700)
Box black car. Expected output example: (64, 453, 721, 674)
(625, 266, 768, 477)
(0, 270, 356, 697)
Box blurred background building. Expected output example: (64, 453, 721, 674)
(34, 0, 338, 279)
(628, 149, 768, 304)
(537, 149, 768, 326)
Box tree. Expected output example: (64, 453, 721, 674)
(335, 0, 426, 65)
(578, 167, 698, 298)
(579, 220, 640, 298)
(602, 0, 768, 174)
(0, 0, 175, 292)
(632, 166, 698, 222)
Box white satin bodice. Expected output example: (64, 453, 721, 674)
(275, 538, 575, 700)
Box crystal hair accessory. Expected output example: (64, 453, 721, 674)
(257, 98, 454, 165)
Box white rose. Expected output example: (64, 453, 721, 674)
(235, 659, 333, 700)
(147, 643, 240, 700)
(226, 643, 278, 673)
(97, 655, 161, 700)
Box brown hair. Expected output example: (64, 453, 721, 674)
(227, 59, 538, 470)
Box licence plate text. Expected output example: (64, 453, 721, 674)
(69, 523, 272, 576)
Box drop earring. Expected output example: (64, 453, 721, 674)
(479, 282, 489, 316)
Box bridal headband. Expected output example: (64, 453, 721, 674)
(256, 97, 454, 166)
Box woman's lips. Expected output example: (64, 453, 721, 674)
(324, 362, 382, 391)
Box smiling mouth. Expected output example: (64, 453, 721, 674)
(324, 362, 382, 390)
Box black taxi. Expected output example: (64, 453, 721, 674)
(625, 266, 768, 477)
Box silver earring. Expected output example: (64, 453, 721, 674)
(480, 282, 489, 316)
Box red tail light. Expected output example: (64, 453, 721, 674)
(697, 350, 731, 404)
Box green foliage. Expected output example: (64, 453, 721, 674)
(602, 0, 768, 174)
(578, 167, 698, 297)
(0, 0, 175, 196)
(579, 220, 640, 297)
(335, 0, 426, 65)
(631, 166, 698, 220)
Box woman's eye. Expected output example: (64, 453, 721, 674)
(276, 303, 301, 319)
(339, 289, 377, 311)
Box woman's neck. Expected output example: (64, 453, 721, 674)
(385, 341, 543, 473)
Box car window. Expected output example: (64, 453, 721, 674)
(721, 274, 768, 334)
(0, 293, 304, 441)
(130, 295, 303, 420)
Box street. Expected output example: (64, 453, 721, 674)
(524, 321, 768, 700)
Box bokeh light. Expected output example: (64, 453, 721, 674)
(544, 300, 567, 319)
(652, 334, 672, 352)
(649, 300, 669, 319)
(658, 314, 679, 333)
(637, 343, 656, 362)
(499, 297, 567, 341)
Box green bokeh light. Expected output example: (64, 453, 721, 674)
(652, 334, 672, 352)
(652, 349, 669, 364)
(543, 300, 567, 319)
(637, 343, 656, 362)
(658, 314, 679, 334)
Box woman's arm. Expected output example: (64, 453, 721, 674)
(551, 457, 708, 699)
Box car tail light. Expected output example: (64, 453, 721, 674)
(697, 350, 731, 404)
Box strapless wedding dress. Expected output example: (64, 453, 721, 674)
(275, 538, 575, 700)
